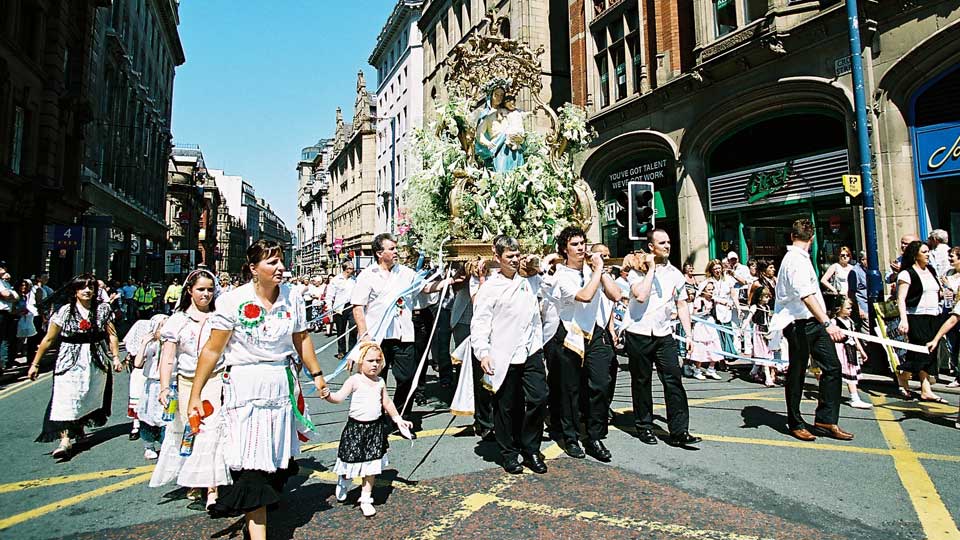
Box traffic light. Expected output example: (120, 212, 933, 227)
(615, 190, 628, 229)
(628, 181, 655, 240)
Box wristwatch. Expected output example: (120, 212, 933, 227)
(822, 320, 832, 329)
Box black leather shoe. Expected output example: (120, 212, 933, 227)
(522, 453, 548, 474)
(503, 458, 523, 474)
(128, 430, 140, 441)
(585, 439, 612, 462)
(564, 440, 585, 459)
(667, 432, 702, 447)
(636, 428, 658, 445)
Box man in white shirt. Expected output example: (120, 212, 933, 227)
(472, 235, 549, 474)
(352, 233, 447, 420)
(544, 226, 621, 462)
(0, 262, 18, 370)
(927, 229, 951, 278)
(327, 261, 357, 359)
(775, 218, 852, 442)
(623, 229, 700, 448)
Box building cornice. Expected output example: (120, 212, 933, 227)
(369, 0, 423, 65)
(153, 0, 186, 66)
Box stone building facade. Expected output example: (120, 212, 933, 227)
(257, 198, 293, 268)
(81, 0, 184, 282)
(327, 73, 378, 258)
(370, 0, 424, 234)
(166, 144, 220, 275)
(420, 0, 571, 129)
(0, 0, 106, 282)
(568, 0, 960, 277)
(296, 139, 333, 276)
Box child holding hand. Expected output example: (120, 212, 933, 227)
(323, 342, 413, 517)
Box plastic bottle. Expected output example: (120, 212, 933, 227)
(161, 383, 178, 422)
(178, 400, 214, 457)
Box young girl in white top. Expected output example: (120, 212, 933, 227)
(689, 282, 724, 380)
(125, 314, 168, 459)
(324, 341, 413, 517)
(832, 298, 872, 409)
(742, 287, 776, 387)
(150, 269, 227, 510)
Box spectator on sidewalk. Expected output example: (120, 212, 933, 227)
(927, 229, 951, 279)
(163, 279, 182, 314)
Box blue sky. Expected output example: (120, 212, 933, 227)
(171, 0, 395, 231)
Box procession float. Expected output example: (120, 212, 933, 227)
(401, 13, 597, 260)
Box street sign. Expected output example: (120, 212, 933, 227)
(604, 201, 618, 224)
(54, 225, 82, 250)
(842, 174, 863, 197)
(333, 238, 343, 254)
(835, 56, 852, 77)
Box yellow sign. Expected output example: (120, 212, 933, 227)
(842, 174, 862, 198)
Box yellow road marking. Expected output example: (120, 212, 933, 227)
(0, 373, 50, 400)
(541, 442, 563, 460)
(0, 465, 154, 494)
(494, 496, 776, 540)
(871, 395, 960, 540)
(408, 492, 497, 540)
(0, 472, 153, 531)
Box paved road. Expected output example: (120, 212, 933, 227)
(0, 332, 957, 540)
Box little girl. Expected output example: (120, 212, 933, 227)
(135, 314, 168, 459)
(323, 342, 413, 517)
(689, 282, 724, 380)
(742, 287, 776, 387)
(832, 298, 872, 409)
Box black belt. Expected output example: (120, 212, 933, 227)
(61, 332, 107, 344)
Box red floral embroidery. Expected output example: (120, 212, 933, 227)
(243, 303, 262, 319)
(78, 319, 91, 331)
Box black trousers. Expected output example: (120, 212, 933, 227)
(624, 333, 690, 436)
(413, 309, 435, 388)
(493, 351, 548, 463)
(458, 323, 493, 431)
(546, 324, 612, 443)
(783, 319, 842, 430)
(333, 311, 357, 355)
(431, 307, 454, 385)
(383, 339, 417, 416)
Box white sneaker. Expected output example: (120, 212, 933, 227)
(336, 475, 350, 502)
(705, 369, 721, 380)
(143, 448, 159, 460)
(693, 369, 706, 380)
(849, 399, 873, 409)
(359, 496, 376, 517)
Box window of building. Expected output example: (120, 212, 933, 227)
(627, 34, 642, 93)
(714, 0, 738, 37)
(591, 3, 641, 108)
(10, 105, 24, 174)
(613, 44, 627, 101)
(596, 55, 610, 108)
(745, 0, 768, 23)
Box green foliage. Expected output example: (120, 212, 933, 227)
(405, 99, 592, 254)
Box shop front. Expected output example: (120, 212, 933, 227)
(706, 112, 860, 274)
(911, 66, 960, 240)
(582, 135, 681, 266)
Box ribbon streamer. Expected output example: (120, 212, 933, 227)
(399, 268, 453, 416)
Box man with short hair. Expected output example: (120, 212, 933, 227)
(776, 219, 853, 442)
(623, 230, 700, 448)
(327, 261, 357, 359)
(352, 233, 449, 419)
(472, 235, 549, 474)
(886, 233, 920, 285)
(849, 251, 870, 330)
(927, 229, 951, 278)
(544, 226, 621, 461)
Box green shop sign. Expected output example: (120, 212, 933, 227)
(744, 162, 792, 203)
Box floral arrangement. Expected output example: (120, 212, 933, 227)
(405, 96, 595, 255)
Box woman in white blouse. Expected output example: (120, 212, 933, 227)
(187, 240, 328, 540)
(150, 269, 226, 508)
(700, 259, 741, 354)
(895, 241, 944, 402)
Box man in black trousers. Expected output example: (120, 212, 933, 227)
(775, 219, 853, 442)
(622, 229, 700, 448)
(472, 235, 549, 474)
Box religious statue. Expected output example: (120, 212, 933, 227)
(474, 79, 528, 173)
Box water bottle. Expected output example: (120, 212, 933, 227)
(161, 383, 178, 422)
(179, 415, 198, 457)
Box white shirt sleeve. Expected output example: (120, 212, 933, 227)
(470, 281, 495, 360)
(209, 293, 237, 331)
(897, 270, 911, 285)
(790, 262, 820, 299)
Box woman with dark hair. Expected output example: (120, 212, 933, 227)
(750, 259, 778, 306)
(187, 240, 328, 540)
(700, 259, 740, 356)
(28, 275, 123, 458)
(895, 241, 945, 402)
(150, 268, 225, 509)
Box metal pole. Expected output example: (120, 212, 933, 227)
(846, 0, 883, 301)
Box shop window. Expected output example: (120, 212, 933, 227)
(613, 45, 627, 101)
(714, 0, 738, 37)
